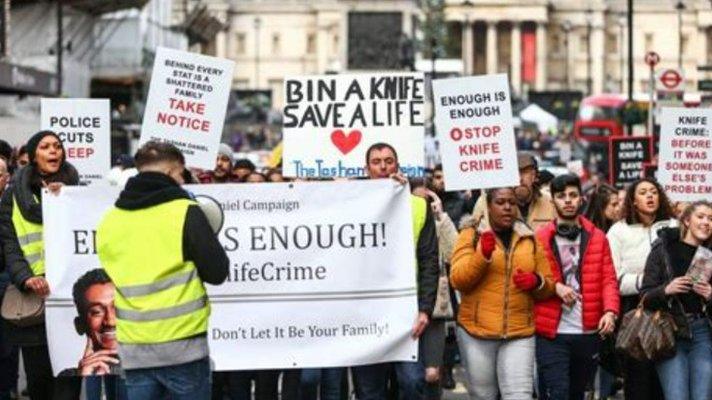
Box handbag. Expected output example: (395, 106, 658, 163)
(1, 284, 45, 327)
(431, 263, 454, 319)
(615, 296, 677, 362)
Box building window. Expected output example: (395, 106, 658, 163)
(236, 33, 246, 55)
(272, 33, 281, 55)
(306, 33, 316, 54)
(333, 34, 339, 53)
(645, 33, 653, 52)
(607, 33, 617, 53)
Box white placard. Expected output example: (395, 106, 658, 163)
(282, 73, 426, 178)
(658, 107, 712, 201)
(432, 74, 519, 191)
(140, 47, 235, 169)
(41, 98, 110, 185)
(43, 181, 418, 375)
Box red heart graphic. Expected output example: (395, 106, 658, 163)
(330, 129, 362, 155)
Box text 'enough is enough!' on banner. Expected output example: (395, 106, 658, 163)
(42, 180, 419, 374)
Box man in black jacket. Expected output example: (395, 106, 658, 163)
(97, 141, 228, 400)
(351, 142, 439, 400)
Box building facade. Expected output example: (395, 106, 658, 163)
(444, 0, 712, 97)
(219, 0, 420, 108)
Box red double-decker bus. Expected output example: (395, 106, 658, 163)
(573, 94, 628, 143)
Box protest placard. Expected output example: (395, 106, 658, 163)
(658, 107, 712, 201)
(282, 73, 425, 178)
(140, 47, 235, 169)
(431, 74, 519, 191)
(43, 180, 418, 374)
(40, 98, 110, 185)
(608, 136, 652, 189)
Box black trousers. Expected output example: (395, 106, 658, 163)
(21, 345, 80, 400)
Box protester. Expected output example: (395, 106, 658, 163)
(606, 177, 674, 400)
(430, 164, 475, 227)
(471, 153, 555, 231)
(533, 175, 620, 400)
(641, 201, 712, 400)
(351, 142, 439, 400)
(232, 159, 256, 182)
(15, 145, 29, 169)
(0, 131, 81, 399)
(584, 184, 621, 233)
(411, 179, 459, 400)
(583, 183, 623, 399)
(0, 155, 17, 400)
(199, 143, 235, 184)
(0, 141, 11, 169)
(95, 141, 229, 399)
(245, 172, 267, 183)
(0, 159, 9, 196)
(451, 187, 556, 400)
(265, 168, 285, 183)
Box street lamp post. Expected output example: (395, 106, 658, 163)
(586, 8, 593, 95)
(618, 15, 626, 93)
(253, 17, 261, 90)
(676, 1, 685, 70)
(562, 21, 571, 90)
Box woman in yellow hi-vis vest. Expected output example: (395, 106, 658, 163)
(0, 131, 81, 400)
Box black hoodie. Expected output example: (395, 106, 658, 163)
(115, 171, 228, 285)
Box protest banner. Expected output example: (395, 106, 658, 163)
(431, 74, 519, 191)
(40, 98, 110, 185)
(658, 107, 712, 201)
(608, 136, 653, 189)
(43, 180, 418, 375)
(282, 73, 426, 178)
(140, 47, 235, 169)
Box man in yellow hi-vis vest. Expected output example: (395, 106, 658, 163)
(350, 142, 439, 400)
(97, 141, 228, 400)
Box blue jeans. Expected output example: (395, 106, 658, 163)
(124, 357, 211, 400)
(536, 334, 600, 400)
(85, 375, 127, 400)
(352, 361, 424, 400)
(300, 368, 343, 400)
(656, 318, 712, 400)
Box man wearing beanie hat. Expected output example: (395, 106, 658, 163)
(198, 143, 236, 184)
(470, 151, 555, 231)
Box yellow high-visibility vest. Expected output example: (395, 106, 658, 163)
(97, 199, 209, 345)
(11, 196, 44, 275)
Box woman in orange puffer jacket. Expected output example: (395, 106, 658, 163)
(451, 187, 556, 400)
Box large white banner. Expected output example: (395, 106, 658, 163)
(282, 73, 426, 178)
(658, 107, 712, 201)
(140, 47, 235, 169)
(432, 74, 519, 191)
(40, 98, 111, 186)
(43, 181, 418, 375)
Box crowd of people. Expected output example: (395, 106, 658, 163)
(0, 131, 710, 400)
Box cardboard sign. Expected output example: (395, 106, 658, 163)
(608, 136, 652, 189)
(140, 47, 235, 169)
(40, 98, 110, 185)
(658, 107, 712, 201)
(431, 74, 519, 191)
(282, 73, 426, 178)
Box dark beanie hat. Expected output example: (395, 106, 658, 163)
(26, 130, 65, 164)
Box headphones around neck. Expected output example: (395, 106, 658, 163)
(556, 223, 581, 241)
